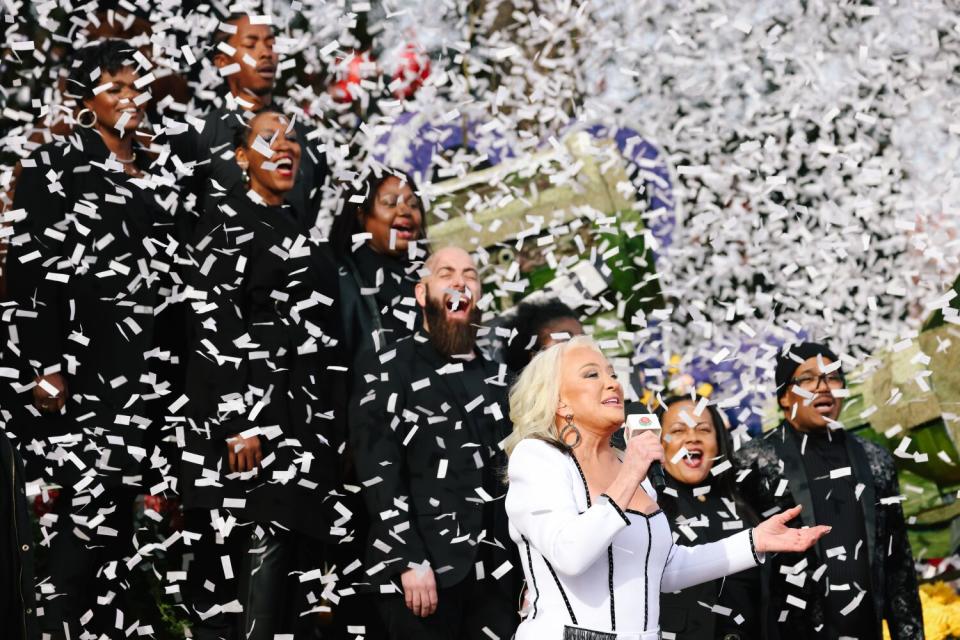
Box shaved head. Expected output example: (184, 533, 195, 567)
(422, 246, 474, 283)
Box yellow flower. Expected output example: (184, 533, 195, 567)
(667, 354, 682, 375)
(883, 581, 960, 640)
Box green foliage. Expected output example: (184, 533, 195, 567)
(596, 211, 664, 331)
(154, 583, 191, 640)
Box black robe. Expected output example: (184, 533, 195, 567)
(348, 332, 519, 596)
(793, 427, 877, 638)
(658, 474, 768, 640)
(336, 242, 421, 360)
(180, 186, 346, 539)
(733, 422, 923, 640)
(0, 433, 38, 640)
(5, 128, 189, 489)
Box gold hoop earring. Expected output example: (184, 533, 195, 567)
(77, 108, 97, 129)
(560, 414, 582, 449)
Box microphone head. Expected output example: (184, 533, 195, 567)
(625, 413, 661, 441)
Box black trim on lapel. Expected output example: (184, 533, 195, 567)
(844, 436, 876, 563)
(775, 424, 821, 560)
(845, 434, 879, 617)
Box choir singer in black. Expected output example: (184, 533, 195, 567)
(734, 342, 923, 639)
(181, 109, 345, 639)
(349, 246, 520, 639)
(656, 395, 770, 640)
(5, 39, 188, 638)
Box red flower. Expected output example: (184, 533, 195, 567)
(330, 51, 377, 103)
(390, 43, 431, 99)
(33, 488, 60, 519)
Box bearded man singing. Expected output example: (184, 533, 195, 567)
(348, 246, 521, 640)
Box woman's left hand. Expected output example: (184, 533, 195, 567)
(753, 505, 831, 554)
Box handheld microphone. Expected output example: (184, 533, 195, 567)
(625, 413, 666, 491)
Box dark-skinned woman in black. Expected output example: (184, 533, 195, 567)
(325, 173, 429, 638)
(181, 109, 346, 640)
(5, 38, 188, 637)
(657, 395, 776, 640)
(328, 169, 429, 357)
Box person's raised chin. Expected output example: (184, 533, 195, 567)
(778, 355, 844, 433)
(414, 246, 483, 357)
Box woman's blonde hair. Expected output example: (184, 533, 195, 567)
(504, 334, 603, 456)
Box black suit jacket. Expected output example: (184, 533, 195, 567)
(349, 333, 518, 593)
(5, 129, 188, 485)
(180, 188, 346, 538)
(733, 423, 923, 640)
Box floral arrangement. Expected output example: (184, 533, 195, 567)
(884, 581, 960, 640)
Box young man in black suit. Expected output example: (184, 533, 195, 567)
(168, 11, 330, 232)
(171, 13, 331, 637)
(349, 246, 520, 639)
(734, 342, 923, 639)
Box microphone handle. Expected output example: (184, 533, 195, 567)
(648, 461, 667, 491)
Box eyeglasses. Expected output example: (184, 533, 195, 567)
(790, 372, 844, 390)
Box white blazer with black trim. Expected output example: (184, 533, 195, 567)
(505, 438, 762, 640)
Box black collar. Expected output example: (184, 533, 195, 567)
(73, 128, 152, 172)
(224, 183, 297, 215)
(784, 421, 847, 447)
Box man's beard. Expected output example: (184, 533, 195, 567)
(424, 294, 481, 357)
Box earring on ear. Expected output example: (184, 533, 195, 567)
(76, 108, 97, 129)
(239, 163, 249, 184)
(560, 413, 582, 449)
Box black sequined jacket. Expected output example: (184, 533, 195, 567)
(733, 423, 924, 640)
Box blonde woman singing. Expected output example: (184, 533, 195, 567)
(504, 336, 830, 640)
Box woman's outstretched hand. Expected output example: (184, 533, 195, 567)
(753, 505, 831, 554)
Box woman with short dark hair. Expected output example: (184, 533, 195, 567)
(63, 39, 149, 176)
(326, 171, 429, 637)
